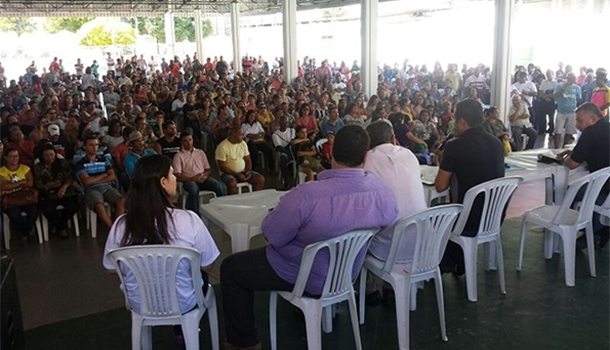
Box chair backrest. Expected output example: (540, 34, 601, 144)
(106, 245, 205, 318)
(315, 138, 328, 154)
(290, 228, 379, 299)
(554, 166, 610, 225)
(453, 176, 523, 238)
(381, 204, 463, 275)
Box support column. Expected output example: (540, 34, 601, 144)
(194, 9, 205, 62)
(490, 0, 515, 124)
(164, 11, 176, 57)
(231, 1, 242, 73)
(282, 0, 297, 84)
(361, 0, 378, 99)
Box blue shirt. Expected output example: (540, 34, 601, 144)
(583, 81, 597, 102)
(74, 154, 114, 191)
(554, 83, 582, 114)
(263, 169, 398, 295)
(124, 149, 157, 178)
(320, 119, 344, 136)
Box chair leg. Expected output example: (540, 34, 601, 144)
(358, 267, 367, 325)
(585, 222, 597, 278)
(462, 241, 479, 302)
(517, 218, 528, 271)
(410, 283, 417, 311)
(302, 304, 323, 350)
(269, 292, 278, 350)
(181, 317, 200, 350)
(90, 210, 98, 238)
(495, 237, 506, 295)
(322, 306, 333, 333)
(42, 215, 49, 242)
(3, 214, 11, 250)
(36, 216, 43, 244)
(347, 291, 363, 350)
(207, 290, 220, 350)
(131, 315, 143, 350)
(560, 229, 576, 287)
(433, 269, 448, 342)
(393, 277, 411, 350)
(141, 325, 153, 350)
(73, 214, 80, 237)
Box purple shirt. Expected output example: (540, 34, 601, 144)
(263, 168, 398, 295)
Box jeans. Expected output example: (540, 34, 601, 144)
(220, 247, 296, 348)
(183, 178, 227, 213)
(4, 204, 38, 239)
(40, 196, 79, 231)
(535, 100, 555, 133)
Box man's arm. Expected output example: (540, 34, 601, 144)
(217, 160, 241, 177)
(435, 169, 452, 192)
(78, 171, 109, 186)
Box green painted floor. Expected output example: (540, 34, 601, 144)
(20, 218, 610, 350)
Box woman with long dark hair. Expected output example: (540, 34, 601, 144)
(103, 154, 219, 315)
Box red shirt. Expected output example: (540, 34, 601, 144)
(111, 142, 130, 170)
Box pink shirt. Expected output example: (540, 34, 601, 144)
(172, 148, 210, 178)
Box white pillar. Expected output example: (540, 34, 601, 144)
(282, 0, 297, 84)
(231, 2, 242, 73)
(194, 9, 204, 62)
(164, 11, 176, 57)
(361, 0, 378, 99)
(490, 0, 515, 124)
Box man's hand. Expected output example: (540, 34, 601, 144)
(556, 149, 572, 160)
(236, 173, 246, 181)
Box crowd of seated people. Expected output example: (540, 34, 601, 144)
(1, 52, 608, 244)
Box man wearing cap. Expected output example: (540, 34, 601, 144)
(320, 105, 344, 136)
(173, 131, 227, 213)
(48, 124, 74, 160)
(123, 131, 156, 179)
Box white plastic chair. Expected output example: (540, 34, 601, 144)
(450, 176, 523, 302)
(106, 245, 219, 350)
(177, 182, 216, 210)
(594, 194, 610, 226)
(236, 182, 252, 194)
(86, 203, 111, 239)
(269, 228, 379, 350)
(2, 212, 44, 250)
(315, 138, 328, 154)
(358, 204, 462, 350)
(40, 205, 80, 240)
(517, 167, 610, 287)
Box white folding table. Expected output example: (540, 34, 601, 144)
(199, 189, 286, 254)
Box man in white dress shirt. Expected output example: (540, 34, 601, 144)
(364, 121, 427, 264)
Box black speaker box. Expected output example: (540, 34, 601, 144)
(1, 255, 25, 350)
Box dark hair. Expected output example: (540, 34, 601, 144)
(39, 144, 64, 173)
(333, 125, 369, 167)
(454, 99, 483, 127)
(108, 119, 122, 137)
(179, 130, 192, 140)
(4, 147, 18, 158)
(517, 71, 527, 80)
(245, 109, 257, 122)
(486, 106, 498, 118)
(163, 120, 176, 130)
(120, 154, 175, 246)
(295, 125, 307, 135)
(366, 121, 394, 149)
(388, 112, 406, 126)
(575, 102, 603, 119)
(84, 133, 99, 145)
(122, 126, 134, 139)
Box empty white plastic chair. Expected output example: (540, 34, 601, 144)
(106, 245, 219, 350)
(450, 176, 523, 302)
(269, 228, 379, 350)
(517, 167, 610, 287)
(2, 212, 44, 250)
(358, 204, 463, 350)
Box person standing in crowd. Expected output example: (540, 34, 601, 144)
(557, 103, 609, 248)
(591, 68, 610, 117)
(536, 69, 557, 134)
(220, 125, 398, 350)
(435, 99, 505, 275)
(511, 71, 539, 133)
(553, 72, 581, 148)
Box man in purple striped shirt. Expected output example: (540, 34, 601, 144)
(220, 125, 398, 350)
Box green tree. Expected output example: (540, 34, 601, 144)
(0, 17, 37, 36)
(80, 23, 135, 46)
(44, 17, 94, 33)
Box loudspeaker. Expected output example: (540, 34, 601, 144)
(1, 255, 25, 350)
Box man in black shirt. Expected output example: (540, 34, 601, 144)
(558, 102, 610, 248)
(153, 121, 181, 160)
(435, 99, 505, 274)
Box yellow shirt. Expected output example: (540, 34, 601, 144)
(0, 164, 31, 194)
(257, 111, 275, 125)
(443, 71, 462, 91)
(215, 139, 249, 174)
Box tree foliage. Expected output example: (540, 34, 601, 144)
(0, 17, 37, 36)
(79, 20, 136, 46)
(128, 17, 213, 43)
(44, 17, 94, 33)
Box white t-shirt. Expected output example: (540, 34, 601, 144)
(241, 122, 265, 143)
(172, 99, 186, 113)
(103, 209, 220, 314)
(510, 81, 538, 107)
(364, 144, 428, 263)
(539, 79, 557, 94)
(107, 58, 115, 70)
(272, 128, 295, 148)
